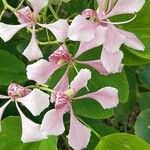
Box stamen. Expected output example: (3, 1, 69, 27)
(48, 45, 72, 65)
(8, 83, 31, 99)
(101, 14, 137, 25)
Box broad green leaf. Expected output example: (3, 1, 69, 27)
(0, 50, 27, 86)
(0, 116, 57, 150)
(95, 133, 150, 150)
(139, 93, 150, 111)
(73, 99, 114, 119)
(135, 109, 150, 143)
(122, 47, 150, 66)
(138, 64, 150, 89)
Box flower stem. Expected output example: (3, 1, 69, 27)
(16, 0, 25, 10)
(48, 3, 59, 20)
(56, 0, 63, 14)
(0, 8, 6, 20)
(38, 40, 59, 45)
(2, 0, 17, 15)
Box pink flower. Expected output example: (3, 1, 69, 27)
(0, 83, 50, 143)
(26, 44, 109, 84)
(41, 69, 119, 150)
(68, 0, 145, 73)
(0, 0, 69, 61)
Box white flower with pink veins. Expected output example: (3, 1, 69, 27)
(0, 83, 50, 143)
(68, 0, 145, 74)
(0, 0, 69, 61)
(41, 69, 119, 150)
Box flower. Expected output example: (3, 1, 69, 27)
(26, 44, 109, 84)
(68, 0, 145, 73)
(41, 68, 119, 150)
(0, 0, 69, 61)
(0, 83, 50, 143)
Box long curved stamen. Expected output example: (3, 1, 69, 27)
(101, 14, 137, 25)
(106, 0, 112, 13)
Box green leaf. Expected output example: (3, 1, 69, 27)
(138, 64, 150, 89)
(139, 93, 150, 111)
(0, 50, 27, 86)
(73, 99, 114, 119)
(135, 109, 150, 143)
(0, 116, 57, 150)
(95, 133, 150, 150)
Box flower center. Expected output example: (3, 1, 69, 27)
(49, 45, 72, 65)
(81, 9, 97, 19)
(54, 89, 74, 110)
(8, 83, 31, 99)
(17, 6, 37, 26)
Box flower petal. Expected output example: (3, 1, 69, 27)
(28, 0, 48, 15)
(16, 102, 47, 143)
(41, 109, 66, 136)
(68, 15, 95, 42)
(78, 60, 109, 76)
(0, 95, 11, 99)
(27, 59, 60, 84)
(97, 0, 105, 11)
(104, 25, 125, 53)
(75, 25, 106, 58)
(38, 19, 69, 42)
(0, 23, 26, 42)
(76, 87, 119, 109)
(105, 0, 145, 18)
(68, 108, 91, 150)
(119, 29, 145, 51)
(70, 69, 91, 93)
(23, 28, 43, 61)
(101, 48, 124, 73)
(51, 71, 69, 103)
(17, 89, 50, 116)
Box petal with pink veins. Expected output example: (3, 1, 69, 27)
(51, 71, 69, 103)
(76, 87, 119, 109)
(41, 109, 66, 136)
(75, 25, 106, 58)
(105, 0, 145, 18)
(67, 108, 91, 150)
(77, 60, 109, 76)
(101, 48, 124, 74)
(23, 27, 43, 61)
(16, 102, 47, 143)
(70, 69, 91, 93)
(17, 89, 50, 116)
(104, 25, 125, 53)
(68, 15, 96, 42)
(28, 0, 48, 15)
(26, 59, 61, 84)
(38, 19, 69, 42)
(119, 29, 145, 51)
(0, 23, 26, 42)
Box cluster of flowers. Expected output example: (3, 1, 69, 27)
(0, 0, 145, 149)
